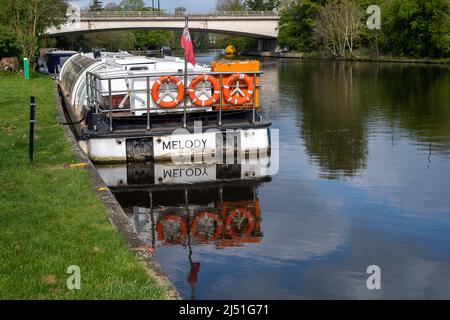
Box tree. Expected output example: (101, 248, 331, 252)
(85, 31, 135, 51)
(174, 6, 187, 13)
(104, 2, 120, 10)
(0, 0, 67, 69)
(192, 32, 210, 48)
(0, 24, 18, 57)
(379, 0, 450, 58)
(89, 0, 103, 11)
(278, 0, 322, 51)
(214, 34, 258, 51)
(245, 0, 280, 11)
(313, 0, 364, 57)
(119, 0, 145, 10)
(216, 0, 244, 11)
(134, 30, 173, 49)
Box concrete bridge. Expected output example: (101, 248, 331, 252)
(47, 11, 280, 51)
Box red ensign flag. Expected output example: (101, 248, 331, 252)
(181, 26, 196, 66)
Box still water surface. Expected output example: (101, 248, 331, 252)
(107, 52, 450, 299)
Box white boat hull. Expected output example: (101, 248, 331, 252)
(84, 127, 271, 163)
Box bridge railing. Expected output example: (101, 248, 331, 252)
(79, 10, 278, 18)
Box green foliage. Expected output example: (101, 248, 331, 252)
(133, 30, 173, 49)
(216, 0, 245, 11)
(89, 0, 104, 11)
(313, 0, 365, 56)
(380, 0, 450, 58)
(119, 0, 145, 10)
(192, 32, 212, 49)
(278, 0, 322, 51)
(87, 31, 136, 51)
(245, 0, 280, 10)
(104, 2, 120, 10)
(0, 0, 67, 68)
(215, 35, 258, 51)
(278, 0, 449, 59)
(0, 24, 17, 57)
(174, 6, 187, 12)
(56, 31, 136, 51)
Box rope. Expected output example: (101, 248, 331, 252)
(59, 115, 86, 126)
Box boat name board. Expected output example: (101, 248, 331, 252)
(153, 132, 217, 160)
(162, 139, 208, 150)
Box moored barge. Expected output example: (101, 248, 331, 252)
(57, 51, 271, 162)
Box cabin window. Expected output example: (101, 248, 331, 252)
(129, 66, 148, 71)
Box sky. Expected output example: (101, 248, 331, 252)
(69, 0, 217, 12)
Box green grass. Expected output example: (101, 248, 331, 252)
(0, 72, 167, 299)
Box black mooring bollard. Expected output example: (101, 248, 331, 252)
(29, 96, 36, 163)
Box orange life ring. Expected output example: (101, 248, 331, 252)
(151, 75, 185, 108)
(156, 214, 188, 243)
(191, 211, 223, 241)
(223, 73, 254, 106)
(188, 74, 221, 107)
(225, 208, 255, 239)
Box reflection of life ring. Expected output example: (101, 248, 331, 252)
(223, 73, 254, 105)
(225, 208, 255, 238)
(188, 74, 221, 107)
(156, 214, 187, 243)
(191, 211, 223, 241)
(151, 75, 185, 108)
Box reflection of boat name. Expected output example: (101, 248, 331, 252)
(162, 139, 208, 150)
(163, 168, 208, 179)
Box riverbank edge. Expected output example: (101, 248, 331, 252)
(241, 51, 449, 65)
(53, 82, 181, 300)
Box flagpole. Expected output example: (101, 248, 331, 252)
(183, 13, 188, 129)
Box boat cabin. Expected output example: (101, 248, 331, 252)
(58, 51, 271, 162)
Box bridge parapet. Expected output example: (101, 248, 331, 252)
(50, 10, 279, 40)
(79, 10, 279, 19)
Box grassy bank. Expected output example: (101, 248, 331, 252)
(0, 72, 167, 299)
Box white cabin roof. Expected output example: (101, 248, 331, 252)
(91, 53, 210, 79)
(112, 57, 156, 65)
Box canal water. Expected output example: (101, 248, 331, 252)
(103, 51, 450, 299)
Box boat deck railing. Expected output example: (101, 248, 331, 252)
(86, 70, 263, 133)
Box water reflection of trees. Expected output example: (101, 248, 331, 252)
(278, 60, 450, 179)
(279, 61, 369, 179)
(374, 64, 450, 153)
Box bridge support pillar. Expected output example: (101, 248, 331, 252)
(257, 39, 278, 52)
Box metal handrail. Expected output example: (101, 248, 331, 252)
(91, 70, 263, 81)
(79, 10, 279, 18)
(86, 70, 262, 132)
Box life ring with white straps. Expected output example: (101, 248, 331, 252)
(191, 211, 223, 241)
(188, 74, 221, 107)
(151, 75, 185, 108)
(225, 208, 255, 239)
(156, 214, 188, 243)
(223, 73, 254, 106)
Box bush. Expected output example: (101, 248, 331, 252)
(277, 0, 323, 52)
(0, 24, 18, 58)
(380, 0, 450, 58)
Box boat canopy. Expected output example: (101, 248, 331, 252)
(59, 54, 97, 94)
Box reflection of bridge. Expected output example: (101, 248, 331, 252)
(46, 11, 280, 51)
